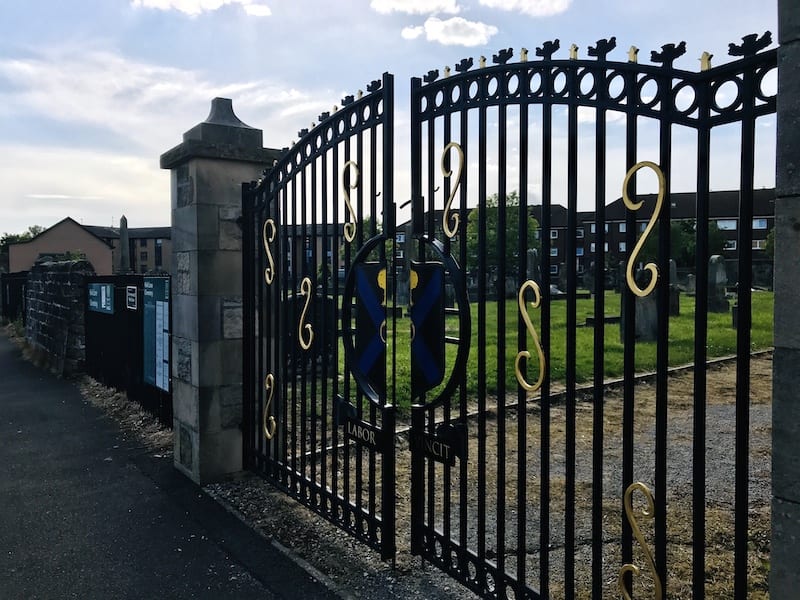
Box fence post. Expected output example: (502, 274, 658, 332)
(160, 98, 280, 484)
(772, 1, 800, 594)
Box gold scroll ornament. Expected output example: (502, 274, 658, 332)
(441, 142, 464, 239)
(298, 277, 314, 350)
(515, 280, 546, 392)
(263, 373, 277, 440)
(342, 161, 359, 243)
(623, 161, 665, 297)
(262, 218, 276, 286)
(618, 482, 663, 600)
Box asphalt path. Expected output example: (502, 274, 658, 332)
(0, 333, 337, 599)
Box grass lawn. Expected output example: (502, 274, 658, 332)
(377, 290, 774, 413)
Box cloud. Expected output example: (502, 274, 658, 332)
(414, 16, 498, 46)
(402, 26, 425, 40)
(370, 0, 459, 15)
(478, 0, 570, 17)
(0, 46, 335, 153)
(130, 0, 271, 17)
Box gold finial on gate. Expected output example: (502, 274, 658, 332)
(628, 46, 639, 63)
(520, 47, 528, 62)
(700, 51, 713, 71)
(515, 280, 546, 393)
(358, 89, 363, 99)
(444, 66, 451, 78)
(569, 43, 579, 60)
(618, 482, 663, 600)
(479, 55, 487, 68)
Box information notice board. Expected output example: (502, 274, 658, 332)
(143, 278, 170, 392)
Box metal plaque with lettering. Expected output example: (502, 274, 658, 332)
(143, 278, 170, 392)
(87, 283, 114, 314)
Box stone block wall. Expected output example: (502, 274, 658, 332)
(25, 260, 95, 375)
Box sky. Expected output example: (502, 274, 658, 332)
(0, 0, 778, 236)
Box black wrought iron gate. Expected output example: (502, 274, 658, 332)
(244, 34, 776, 599)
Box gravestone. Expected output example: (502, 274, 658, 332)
(686, 274, 696, 294)
(620, 267, 658, 342)
(526, 248, 541, 286)
(617, 260, 627, 294)
(708, 254, 730, 313)
(669, 259, 680, 316)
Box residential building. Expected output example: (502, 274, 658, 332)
(9, 217, 172, 275)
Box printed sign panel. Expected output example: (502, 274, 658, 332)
(126, 286, 137, 310)
(88, 283, 114, 314)
(143, 278, 170, 392)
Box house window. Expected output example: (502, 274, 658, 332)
(589, 223, 596, 234)
(576, 246, 584, 256)
(550, 264, 559, 275)
(396, 232, 406, 243)
(395, 249, 404, 259)
(155, 239, 163, 267)
(140, 251, 148, 262)
(534, 230, 541, 240)
(577, 262, 584, 274)
(550, 247, 558, 257)
(619, 222, 626, 233)
(619, 241, 627, 252)
(590, 243, 596, 253)
(576, 229, 585, 239)
(752, 218, 768, 230)
(140, 239, 147, 247)
(723, 239, 737, 251)
(639, 222, 647, 232)
(752, 239, 767, 250)
(550, 230, 559, 239)
(717, 219, 737, 231)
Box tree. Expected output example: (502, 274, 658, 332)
(465, 191, 540, 276)
(765, 228, 775, 259)
(639, 219, 725, 268)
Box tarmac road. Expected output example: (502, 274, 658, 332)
(0, 333, 337, 600)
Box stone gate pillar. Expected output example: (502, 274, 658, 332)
(772, 1, 800, 594)
(161, 98, 280, 484)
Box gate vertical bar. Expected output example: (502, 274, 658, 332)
(495, 81, 508, 598)
(620, 59, 638, 593)
(516, 74, 530, 596)
(734, 56, 757, 600)
(539, 68, 553, 599)
(655, 52, 675, 594)
(693, 67, 712, 599)
(564, 55, 579, 600)
(591, 55, 608, 600)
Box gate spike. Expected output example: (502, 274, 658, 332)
(444, 66, 451, 77)
(357, 89, 363, 99)
(628, 45, 639, 63)
(535, 39, 560, 60)
(456, 57, 473, 73)
(650, 41, 687, 67)
(520, 47, 528, 62)
(728, 31, 772, 57)
(479, 55, 486, 68)
(700, 51, 713, 71)
(569, 43, 579, 59)
(492, 47, 513, 65)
